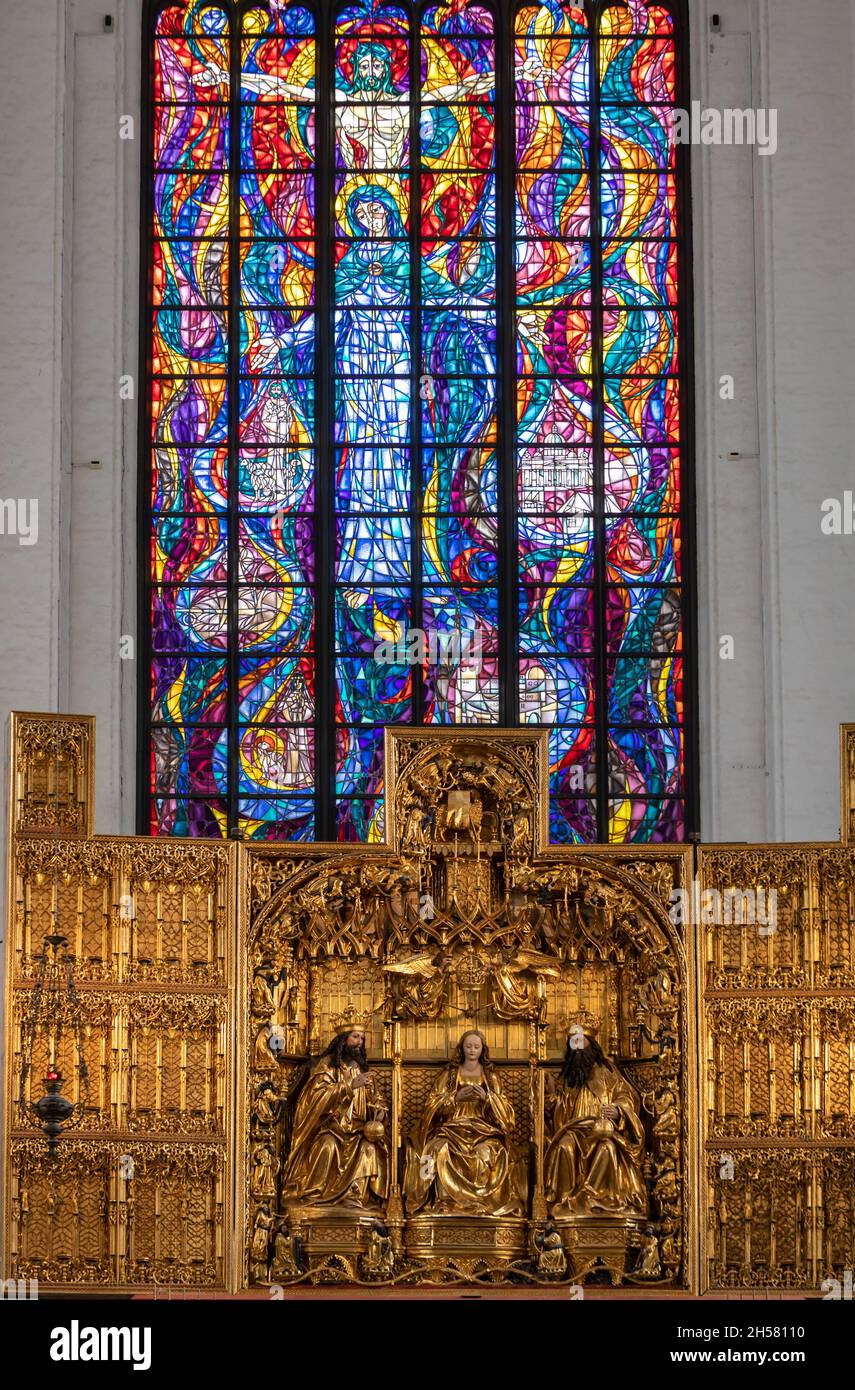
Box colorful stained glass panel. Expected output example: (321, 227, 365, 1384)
(145, 0, 691, 847)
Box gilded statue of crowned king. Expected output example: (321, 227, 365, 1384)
(544, 1015, 648, 1217)
(280, 1008, 389, 1210)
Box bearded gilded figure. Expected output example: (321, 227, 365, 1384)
(404, 1030, 526, 1217)
(544, 1019, 648, 1217)
(280, 1012, 389, 1210)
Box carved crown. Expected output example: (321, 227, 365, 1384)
(330, 1004, 372, 1033)
(562, 1009, 601, 1040)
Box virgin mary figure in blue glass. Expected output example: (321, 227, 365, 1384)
(335, 186, 410, 446)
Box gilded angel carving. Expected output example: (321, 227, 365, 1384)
(382, 950, 448, 1020)
(490, 948, 559, 1022)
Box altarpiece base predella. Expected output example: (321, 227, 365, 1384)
(3, 714, 855, 1293)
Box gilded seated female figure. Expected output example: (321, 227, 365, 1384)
(404, 1031, 526, 1217)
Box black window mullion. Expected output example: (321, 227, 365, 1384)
(589, 0, 608, 843)
(138, 2, 157, 836)
(673, 0, 699, 840)
(226, 3, 242, 836)
(316, 1, 335, 838)
(411, 6, 424, 726)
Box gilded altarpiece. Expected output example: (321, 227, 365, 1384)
(699, 844, 855, 1291)
(3, 713, 855, 1292)
(3, 714, 234, 1290)
(240, 730, 696, 1287)
(842, 724, 855, 846)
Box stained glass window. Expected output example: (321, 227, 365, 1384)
(515, 0, 687, 843)
(147, 0, 317, 839)
(141, 0, 694, 844)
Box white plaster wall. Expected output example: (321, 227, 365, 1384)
(692, 0, 769, 840)
(0, 0, 65, 737)
(63, 0, 140, 838)
(692, 0, 855, 840)
(760, 0, 855, 840)
(0, 0, 139, 848)
(0, 0, 853, 845)
(65, 6, 138, 839)
(692, 0, 855, 834)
